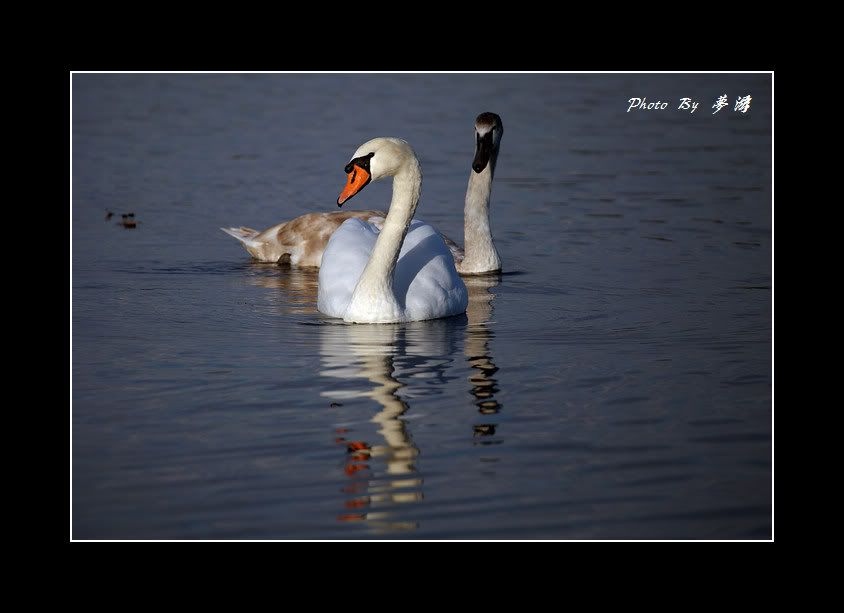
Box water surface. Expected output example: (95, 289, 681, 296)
(72, 74, 772, 539)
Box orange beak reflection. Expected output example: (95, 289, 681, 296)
(337, 164, 371, 206)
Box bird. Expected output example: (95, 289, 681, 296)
(117, 213, 137, 229)
(317, 137, 468, 324)
(221, 112, 503, 274)
(448, 112, 503, 275)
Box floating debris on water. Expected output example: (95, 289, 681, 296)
(117, 213, 138, 229)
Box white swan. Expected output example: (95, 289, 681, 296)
(221, 113, 503, 274)
(448, 112, 503, 275)
(317, 138, 468, 324)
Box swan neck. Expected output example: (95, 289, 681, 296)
(462, 161, 500, 272)
(346, 160, 422, 320)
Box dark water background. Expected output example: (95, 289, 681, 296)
(72, 74, 772, 539)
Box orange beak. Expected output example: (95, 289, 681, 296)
(337, 164, 371, 206)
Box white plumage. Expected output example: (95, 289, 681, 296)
(319, 218, 468, 323)
(318, 138, 468, 324)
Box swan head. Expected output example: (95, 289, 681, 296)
(472, 112, 503, 174)
(337, 137, 416, 206)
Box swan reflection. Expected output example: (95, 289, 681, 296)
(464, 273, 503, 444)
(244, 262, 320, 315)
(245, 260, 505, 530)
(319, 318, 463, 533)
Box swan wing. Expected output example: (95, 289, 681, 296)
(223, 211, 386, 265)
(439, 231, 465, 264)
(318, 218, 379, 318)
(398, 221, 468, 321)
(319, 218, 468, 322)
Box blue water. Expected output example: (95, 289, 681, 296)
(72, 74, 772, 539)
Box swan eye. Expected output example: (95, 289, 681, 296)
(344, 152, 375, 174)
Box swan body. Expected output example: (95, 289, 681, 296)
(223, 113, 503, 274)
(318, 138, 468, 324)
(221, 210, 385, 266)
(319, 218, 467, 323)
